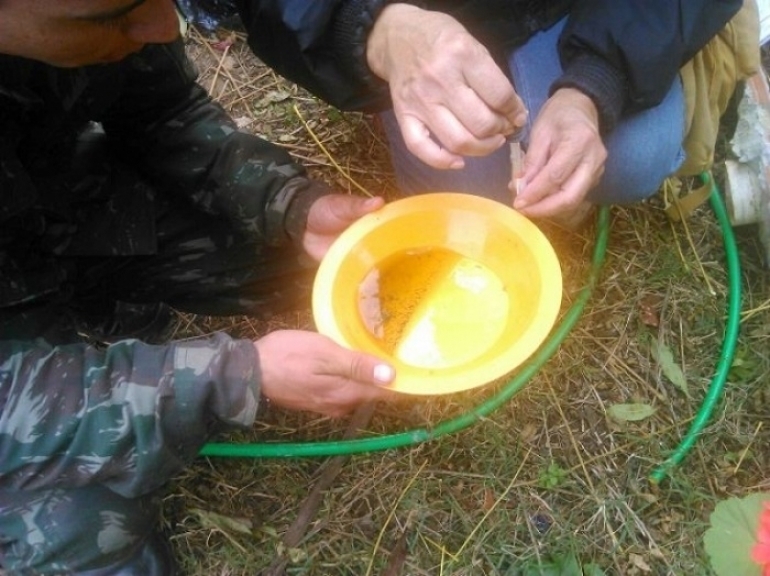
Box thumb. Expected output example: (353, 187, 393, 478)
(339, 195, 385, 221)
(346, 351, 396, 386)
(308, 195, 384, 231)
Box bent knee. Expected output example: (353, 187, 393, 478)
(590, 143, 685, 205)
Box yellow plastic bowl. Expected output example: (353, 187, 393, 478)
(312, 192, 562, 395)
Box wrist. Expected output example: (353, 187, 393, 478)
(280, 179, 332, 247)
(550, 54, 626, 133)
(332, 0, 401, 91)
(551, 87, 600, 125)
(366, 3, 424, 81)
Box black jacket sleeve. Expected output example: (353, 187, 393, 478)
(234, 0, 394, 112)
(552, 0, 742, 132)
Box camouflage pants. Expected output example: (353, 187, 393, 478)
(0, 140, 311, 574)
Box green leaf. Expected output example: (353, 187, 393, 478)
(729, 346, 761, 382)
(287, 547, 307, 564)
(703, 492, 770, 576)
(521, 554, 579, 576)
(519, 554, 606, 576)
(537, 462, 568, 489)
(260, 525, 279, 538)
(582, 564, 607, 576)
(558, 553, 584, 576)
(651, 340, 689, 397)
(607, 403, 656, 422)
(510, 552, 606, 576)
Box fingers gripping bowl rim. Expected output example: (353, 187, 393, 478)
(312, 192, 563, 395)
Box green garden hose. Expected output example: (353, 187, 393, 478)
(201, 207, 610, 458)
(649, 172, 742, 483)
(202, 178, 742, 485)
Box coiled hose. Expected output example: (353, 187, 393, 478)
(202, 174, 741, 484)
(649, 172, 741, 483)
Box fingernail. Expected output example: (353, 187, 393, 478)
(514, 111, 528, 128)
(373, 364, 395, 384)
(513, 197, 527, 209)
(449, 159, 464, 170)
(363, 197, 380, 209)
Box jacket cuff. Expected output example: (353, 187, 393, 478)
(549, 53, 627, 134)
(267, 178, 332, 246)
(172, 333, 261, 429)
(332, 0, 400, 92)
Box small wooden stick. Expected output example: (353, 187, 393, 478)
(510, 141, 525, 198)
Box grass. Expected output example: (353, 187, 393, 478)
(163, 27, 770, 575)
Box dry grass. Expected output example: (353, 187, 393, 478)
(163, 28, 770, 575)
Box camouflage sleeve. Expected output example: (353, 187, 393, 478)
(0, 333, 260, 498)
(100, 40, 330, 246)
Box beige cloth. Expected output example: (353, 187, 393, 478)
(677, 0, 761, 177)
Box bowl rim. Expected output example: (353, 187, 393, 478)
(312, 192, 563, 395)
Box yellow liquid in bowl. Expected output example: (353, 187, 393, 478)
(358, 247, 509, 369)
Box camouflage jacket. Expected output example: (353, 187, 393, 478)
(0, 39, 327, 309)
(0, 333, 259, 497)
(0, 40, 324, 495)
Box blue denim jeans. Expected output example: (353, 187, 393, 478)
(382, 18, 686, 206)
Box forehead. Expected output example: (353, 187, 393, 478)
(11, 0, 145, 18)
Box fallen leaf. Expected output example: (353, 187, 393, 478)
(629, 553, 652, 573)
(287, 547, 307, 564)
(607, 403, 656, 422)
(233, 116, 253, 129)
(191, 508, 253, 535)
(265, 89, 291, 103)
(257, 90, 292, 109)
(519, 422, 538, 442)
(651, 340, 689, 397)
(638, 492, 659, 504)
(483, 488, 496, 511)
(638, 294, 662, 327)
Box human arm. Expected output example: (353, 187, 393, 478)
(0, 334, 259, 498)
(100, 40, 331, 248)
(512, 88, 606, 218)
(302, 194, 385, 261)
(256, 330, 395, 417)
(0, 331, 395, 496)
(553, 0, 743, 133)
(234, 0, 741, 134)
(270, 194, 397, 414)
(102, 41, 391, 257)
(511, 0, 742, 217)
(365, 4, 527, 169)
(234, 0, 527, 169)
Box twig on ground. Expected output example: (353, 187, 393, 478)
(264, 402, 378, 576)
(453, 447, 533, 558)
(365, 461, 427, 576)
(293, 104, 373, 197)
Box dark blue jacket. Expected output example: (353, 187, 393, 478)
(235, 0, 743, 132)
